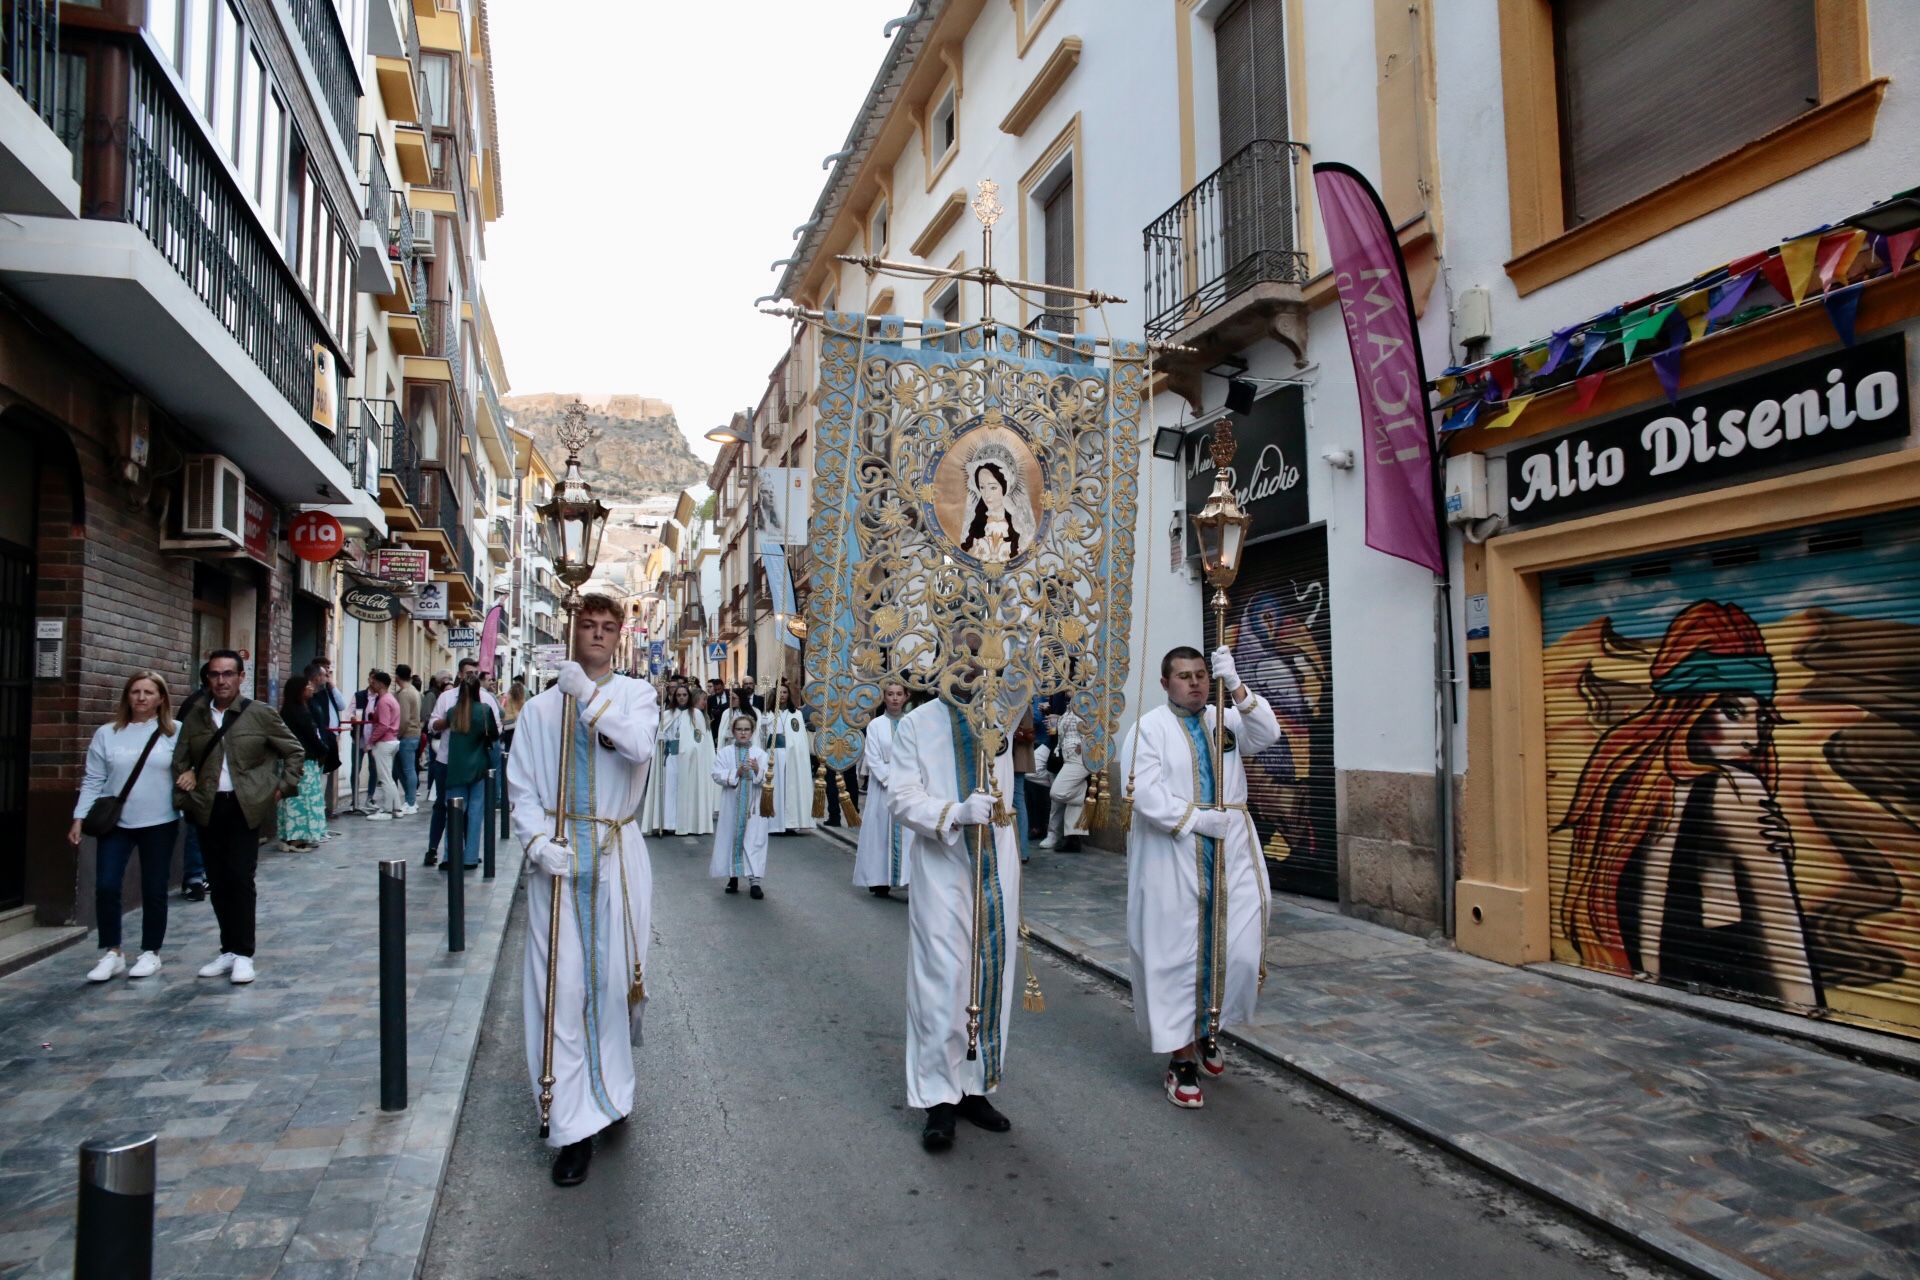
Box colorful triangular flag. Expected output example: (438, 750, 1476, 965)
(1487, 353, 1516, 399)
(1884, 229, 1920, 276)
(1823, 282, 1864, 347)
(1540, 327, 1576, 377)
(1484, 394, 1535, 432)
(1707, 270, 1758, 330)
(1677, 289, 1712, 342)
(1778, 233, 1821, 304)
(1816, 228, 1866, 289)
(1576, 328, 1608, 373)
(1619, 304, 1675, 365)
(1572, 372, 1607, 416)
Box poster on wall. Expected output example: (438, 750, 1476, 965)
(407, 580, 449, 620)
(374, 548, 431, 585)
(311, 343, 336, 433)
(243, 489, 274, 565)
(753, 467, 811, 546)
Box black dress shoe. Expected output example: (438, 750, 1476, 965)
(423, 850, 439, 868)
(921, 1103, 957, 1152)
(955, 1094, 1012, 1133)
(869, 886, 891, 898)
(749, 883, 764, 900)
(551, 1138, 592, 1186)
(725, 877, 739, 894)
(182, 879, 208, 902)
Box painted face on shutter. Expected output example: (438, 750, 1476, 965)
(1691, 694, 1763, 766)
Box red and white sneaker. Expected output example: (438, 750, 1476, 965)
(1200, 1039, 1226, 1078)
(1164, 1058, 1204, 1109)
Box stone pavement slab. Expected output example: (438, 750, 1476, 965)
(0, 813, 519, 1280)
(1004, 844, 1920, 1280)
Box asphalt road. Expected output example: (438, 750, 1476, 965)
(423, 831, 1671, 1280)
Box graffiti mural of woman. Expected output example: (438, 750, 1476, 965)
(1558, 600, 1824, 1010)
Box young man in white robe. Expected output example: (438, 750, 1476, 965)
(759, 683, 816, 834)
(852, 682, 911, 897)
(506, 595, 660, 1186)
(1124, 644, 1281, 1110)
(890, 695, 1019, 1152)
(709, 712, 770, 896)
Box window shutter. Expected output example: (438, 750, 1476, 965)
(1215, 0, 1289, 158)
(1043, 175, 1074, 333)
(1556, 0, 1818, 225)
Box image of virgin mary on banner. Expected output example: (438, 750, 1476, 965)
(804, 311, 1145, 769)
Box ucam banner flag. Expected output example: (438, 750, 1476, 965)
(1312, 163, 1444, 575)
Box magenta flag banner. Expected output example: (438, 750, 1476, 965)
(1312, 162, 1444, 575)
(477, 603, 505, 672)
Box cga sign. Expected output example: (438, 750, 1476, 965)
(288, 510, 345, 562)
(343, 584, 404, 622)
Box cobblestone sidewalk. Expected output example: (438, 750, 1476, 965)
(999, 844, 1920, 1280)
(0, 812, 520, 1280)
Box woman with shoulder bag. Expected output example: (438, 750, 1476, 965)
(440, 671, 497, 871)
(276, 675, 331, 851)
(70, 671, 180, 981)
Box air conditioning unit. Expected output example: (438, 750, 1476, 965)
(181, 454, 246, 544)
(412, 208, 437, 256)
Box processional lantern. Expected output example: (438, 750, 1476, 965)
(1191, 416, 1251, 605)
(534, 401, 611, 598)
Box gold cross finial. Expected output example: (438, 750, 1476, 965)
(972, 179, 1003, 229)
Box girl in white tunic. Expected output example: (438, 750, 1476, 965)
(1124, 645, 1280, 1111)
(853, 682, 911, 895)
(677, 689, 718, 836)
(710, 713, 770, 897)
(760, 684, 816, 834)
(641, 686, 691, 835)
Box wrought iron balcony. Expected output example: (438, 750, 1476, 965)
(419, 463, 473, 583)
(335, 399, 381, 493)
(1143, 139, 1309, 343)
(371, 397, 422, 509)
(282, 0, 360, 146)
(3, 0, 57, 127)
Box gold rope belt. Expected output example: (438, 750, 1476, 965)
(544, 809, 646, 1006)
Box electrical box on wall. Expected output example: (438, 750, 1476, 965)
(1443, 452, 1490, 525)
(1454, 286, 1492, 348)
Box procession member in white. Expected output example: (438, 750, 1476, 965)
(679, 688, 719, 836)
(709, 714, 770, 897)
(505, 596, 659, 1187)
(1124, 644, 1281, 1110)
(1042, 706, 1090, 850)
(890, 696, 1020, 1152)
(757, 682, 816, 834)
(641, 685, 695, 836)
(852, 682, 912, 896)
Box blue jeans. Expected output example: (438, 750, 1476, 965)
(447, 779, 487, 867)
(97, 820, 178, 952)
(394, 736, 420, 807)
(1013, 772, 1031, 862)
(181, 820, 205, 885)
(427, 755, 449, 854)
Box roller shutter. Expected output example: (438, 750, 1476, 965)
(1204, 525, 1336, 899)
(1541, 508, 1920, 1038)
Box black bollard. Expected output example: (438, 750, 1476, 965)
(447, 796, 466, 953)
(483, 770, 497, 880)
(75, 1133, 155, 1280)
(378, 859, 407, 1112)
(499, 756, 511, 839)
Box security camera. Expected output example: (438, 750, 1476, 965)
(1322, 449, 1355, 470)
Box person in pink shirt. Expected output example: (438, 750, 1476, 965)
(364, 671, 404, 820)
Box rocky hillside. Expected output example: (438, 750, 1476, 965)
(503, 393, 708, 502)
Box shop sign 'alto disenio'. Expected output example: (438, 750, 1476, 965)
(1505, 335, 1909, 527)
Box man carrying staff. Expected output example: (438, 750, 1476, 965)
(890, 690, 1020, 1153)
(1124, 645, 1281, 1110)
(506, 594, 660, 1186)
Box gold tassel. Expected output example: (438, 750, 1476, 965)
(1083, 769, 1108, 832)
(629, 965, 647, 1009)
(1019, 924, 1046, 1013)
(812, 771, 828, 820)
(760, 772, 777, 819)
(838, 772, 862, 827)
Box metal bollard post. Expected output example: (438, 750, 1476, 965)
(483, 770, 497, 880)
(75, 1133, 156, 1280)
(378, 860, 407, 1112)
(499, 758, 511, 839)
(447, 796, 466, 953)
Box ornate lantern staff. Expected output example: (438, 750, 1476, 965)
(1189, 415, 1251, 1044)
(530, 403, 612, 1139)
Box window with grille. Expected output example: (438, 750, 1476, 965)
(1041, 174, 1073, 335)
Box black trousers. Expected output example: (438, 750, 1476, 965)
(198, 794, 260, 958)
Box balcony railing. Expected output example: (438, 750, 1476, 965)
(1143, 138, 1309, 342)
(106, 46, 328, 422)
(359, 133, 391, 224)
(283, 0, 359, 145)
(371, 397, 422, 508)
(420, 464, 474, 584)
(3, 0, 56, 126)
(335, 399, 381, 493)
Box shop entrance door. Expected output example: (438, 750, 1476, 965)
(0, 540, 31, 910)
(1541, 508, 1920, 1038)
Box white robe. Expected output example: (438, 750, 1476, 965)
(506, 673, 659, 1148)
(678, 709, 719, 836)
(758, 708, 817, 833)
(709, 743, 770, 878)
(1124, 695, 1281, 1055)
(852, 714, 909, 888)
(891, 700, 1021, 1109)
(640, 708, 689, 834)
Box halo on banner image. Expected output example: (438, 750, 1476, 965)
(926, 419, 1044, 568)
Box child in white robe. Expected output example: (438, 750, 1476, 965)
(710, 713, 771, 898)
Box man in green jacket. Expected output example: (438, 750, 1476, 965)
(173, 649, 305, 985)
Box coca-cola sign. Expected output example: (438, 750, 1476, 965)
(1184, 385, 1309, 556)
(343, 585, 404, 623)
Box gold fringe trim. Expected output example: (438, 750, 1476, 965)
(812, 771, 828, 820)
(837, 773, 862, 827)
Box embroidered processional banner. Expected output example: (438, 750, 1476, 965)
(804, 311, 1144, 771)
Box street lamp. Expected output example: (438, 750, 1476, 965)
(528, 400, 611, 1141)
(705, 415, 757, 684)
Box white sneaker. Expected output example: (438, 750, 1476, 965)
(87, 951, 126, 982)
(1039, 834, 1059, 849)
(401, 804, 419, 816)
(229, 956, 256, 984)
(367, 812, 394, 821)
(128, 951, 162, 979)
(197, 952, 237, 978)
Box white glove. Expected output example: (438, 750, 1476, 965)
(556, 661, 596, 704)
(526, 835, 572, 876)
(1188, 806, 1236, 841)
(1210, 645, 1240, 695)
(953, 791, 996, 827)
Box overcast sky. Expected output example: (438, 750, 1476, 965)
(484, 1, 905, 464)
